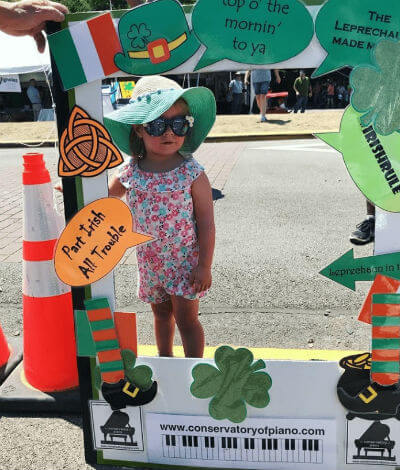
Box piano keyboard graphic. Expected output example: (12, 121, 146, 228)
(162, 434, 323, 463)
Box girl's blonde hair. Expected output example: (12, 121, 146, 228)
(129, 98, 190, 160)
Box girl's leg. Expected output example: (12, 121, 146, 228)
(171, 296, 204, 358)
(255, 94, 262, 113)
(151, 299, 175, 357)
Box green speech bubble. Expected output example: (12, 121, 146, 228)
(192, 0, 314, 71)
(313, 0, 400, 77)
(316, 106, 400, 212)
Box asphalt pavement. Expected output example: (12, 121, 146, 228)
(0, 139, 374, 470)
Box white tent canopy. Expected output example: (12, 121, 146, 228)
(0, 30, 51, 75)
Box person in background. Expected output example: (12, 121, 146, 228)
(326, 80, 335, 108)
(350, 201, 375, 245)
(245, 69, 281, 122)
(26, 78, 42, 121)
(0, 0, 68, 52)
(290, 70, 312, 113)
(228, 72, 244, 115)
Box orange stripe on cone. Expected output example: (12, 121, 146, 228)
(0, 324, 10, 367)
(23, 293, 78, 391)
(23, 239, 57, 262)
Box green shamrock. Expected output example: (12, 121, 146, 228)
(351, 40, 400, 136)
(127, 23, 151, 50)
(190, 346, 272, 423)
(94, 349, 154, 391)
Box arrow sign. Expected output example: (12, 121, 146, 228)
(320, 249, 400, 291)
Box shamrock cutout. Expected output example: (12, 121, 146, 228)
(94, 349, 154, 391)
(351, 40, 400, 136)
(127, 23, 152, 50)
(191, 346, 272, 423)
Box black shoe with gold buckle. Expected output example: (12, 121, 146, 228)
(337, 380, 400, 420)
(102, 378, 158, 410)
(337, 352, 400, 420)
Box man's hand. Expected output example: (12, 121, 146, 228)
(190, 265, 212, 293)
(0, 0, 68, 52)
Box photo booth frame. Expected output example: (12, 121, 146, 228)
(47, 1, 400, 468)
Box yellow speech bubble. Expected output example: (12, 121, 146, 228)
(55, 198, 154, 286)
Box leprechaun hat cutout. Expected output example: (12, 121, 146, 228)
(114, 0, 200, 75)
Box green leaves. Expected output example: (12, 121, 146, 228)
(191, 346, 272, 423)
(121, 349, 153, 391)
(351, 40, 400, 135)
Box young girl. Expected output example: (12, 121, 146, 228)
(104, 75, 216, 359)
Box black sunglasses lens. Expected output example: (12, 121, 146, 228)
(172, 118, 190, 136)
(145, 119, 166, 136)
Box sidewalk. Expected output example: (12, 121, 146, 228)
(0, 110, 344, 146)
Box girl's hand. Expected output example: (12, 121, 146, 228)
(190, 265, 212, 293)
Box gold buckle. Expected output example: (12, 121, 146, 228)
(123, 381, 139, 398)
(359, 385, 377, 403)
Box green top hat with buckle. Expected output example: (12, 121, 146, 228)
(115, 0, 201, 75)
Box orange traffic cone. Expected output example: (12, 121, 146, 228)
(22, 153, 78, 391)
(0, 324, 10, 370)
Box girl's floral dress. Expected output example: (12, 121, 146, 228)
(118, 156, 207, 303)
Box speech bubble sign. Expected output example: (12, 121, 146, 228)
(313, 0, 400, 77)
(192, 0, 314, 71)
(316, 106, 400, 212)
(55, 198, 154, 287)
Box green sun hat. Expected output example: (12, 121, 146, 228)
(114, 0, 201, 75)
(104, 75, 216, 156)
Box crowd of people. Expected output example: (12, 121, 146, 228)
(227, 69, 351, 116)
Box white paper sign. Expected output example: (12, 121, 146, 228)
(146, 413, 336, 469)
(90, 401, 144, 452)
(347, 418, 399, 465)
(0, 74, 21, 92)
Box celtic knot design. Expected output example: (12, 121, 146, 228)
(59, 106, 123, 178)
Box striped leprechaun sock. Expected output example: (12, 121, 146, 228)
(84, 298, 124, 384)
(371, 293, 400, 386)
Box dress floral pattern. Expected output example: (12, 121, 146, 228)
(119, 156, 207, 303)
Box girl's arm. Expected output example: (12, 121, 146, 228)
(109, 173, 127, 198)
(191, 172, 215, 292)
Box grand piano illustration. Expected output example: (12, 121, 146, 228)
(353, 421, 395, 462)
(100, 410, 137, 447)
(337, 352, 400, 420)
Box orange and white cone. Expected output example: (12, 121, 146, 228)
(0, 323, 10, 370)
(22, 153, 78, 391)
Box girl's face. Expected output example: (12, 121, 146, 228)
(136, 100, 189, 159)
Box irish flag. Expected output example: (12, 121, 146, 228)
(48, 13, 122, 91)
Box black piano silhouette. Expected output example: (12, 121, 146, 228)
(100, 410, 137, 446)
(354, 421, 395, 461)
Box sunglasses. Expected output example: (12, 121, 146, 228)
(143, 115, 194, 137)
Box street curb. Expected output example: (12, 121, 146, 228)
(0, 133, 316, 148)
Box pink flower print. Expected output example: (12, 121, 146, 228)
(166, 213, 173, 220)
(155, 196, 161, 203)
(162, 196, 168, 204)
(164, 222, 169, 230)
(152, 204, 160, 212)
(172, 209, 179, 217)
(166, 178, 172, 185)
(173, 176, 178, 182)
(171, 192, 179, 200)
(167, 203, 175, 210)
(151, 215, 158, 222)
